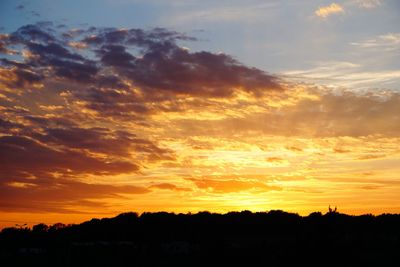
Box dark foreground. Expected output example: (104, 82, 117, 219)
(1, 210, 400, 266)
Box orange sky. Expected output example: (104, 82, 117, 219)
(1, 19, 400, 229)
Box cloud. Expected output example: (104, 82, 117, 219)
(283, 61, 400, 89)
(2, 21, 399, 217)
(169, 88, 400, 138)
(0, 179, 149, 213)
(149, 183, 191, 192)
(0, 22, 282, 214)
(165, 2, 278, 24)
(354, 0, 382, 9)
(34, 125, 173, 159)
(0, 135, 140, 181)
(266, 157, 285, 163)
(0, 63, 44, 89)
(0, 110, 175, 177)
(0, 102, 175, 214)
(266, 90, 400, 137)
(15, 4, 24, 10)
(0, 34, 18, 55)
(188, 178, 281, 193)
(85, 28, 280, 98)
(315, 3, 344, 18)
(351, 33, 400, 50)
(0, 23, 281, 118)
(0, 113, 170, 213)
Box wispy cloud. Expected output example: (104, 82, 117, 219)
(351, 33, 400, 50)
(164, 2, 278, 24)
(284, 61, 400, 89)
(315, 3, 344, 18)
(354, 0, 382, 9)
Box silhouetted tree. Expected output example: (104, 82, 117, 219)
(32, 223, 48, 233)
(1, 210, 400, 267)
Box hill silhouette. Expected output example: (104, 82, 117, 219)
(1, 210, 400, 266)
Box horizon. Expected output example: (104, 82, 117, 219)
(2, 207, 399, 230)
(1, 0, 400, 230)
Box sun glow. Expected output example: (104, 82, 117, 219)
(1, 0, 399, 228)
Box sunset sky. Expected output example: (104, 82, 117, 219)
(1, 0, 400, 228)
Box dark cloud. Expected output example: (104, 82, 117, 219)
(0, 59, 44, 89)
(31, 11, 40, 17)
(10, 24, 55, 43)
(0, 34, 15, 54)
(36, 127, 134, 156)
(0, 25, 98, 85)
(0, 135, 140, 181)
(0, 179, 149, 213)
(35, 125, 174, 160)
(27, 42, 84, 61)
(120, 48, 280, 97)
(0, 103, 174, 204)
(0, 118, 170, 214)
(0, 43, 7, 54)
(50, 58, 98, 82)
(0, 118, 19, 131)
(98, 44, 136, 68)
(85, 27, 280, 98)
(1, 23, 281, 107)
(95, 74, 129, 89)
(0, 115, 169, 213)
(23, 115, 76, 129)
(75, 86, 153, 118)
(82, 27, 195, 47)
(0, 107, 174, 165)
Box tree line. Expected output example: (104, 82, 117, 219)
(1, 209, 400, 266)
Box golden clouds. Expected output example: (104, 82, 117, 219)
(188, 178, 281, 193)
(315, 3, 344, 18)
(0, 23, 399, 225)
(163, 87, 400, 139)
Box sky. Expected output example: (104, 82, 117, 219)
(0, 0, 399, 228)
